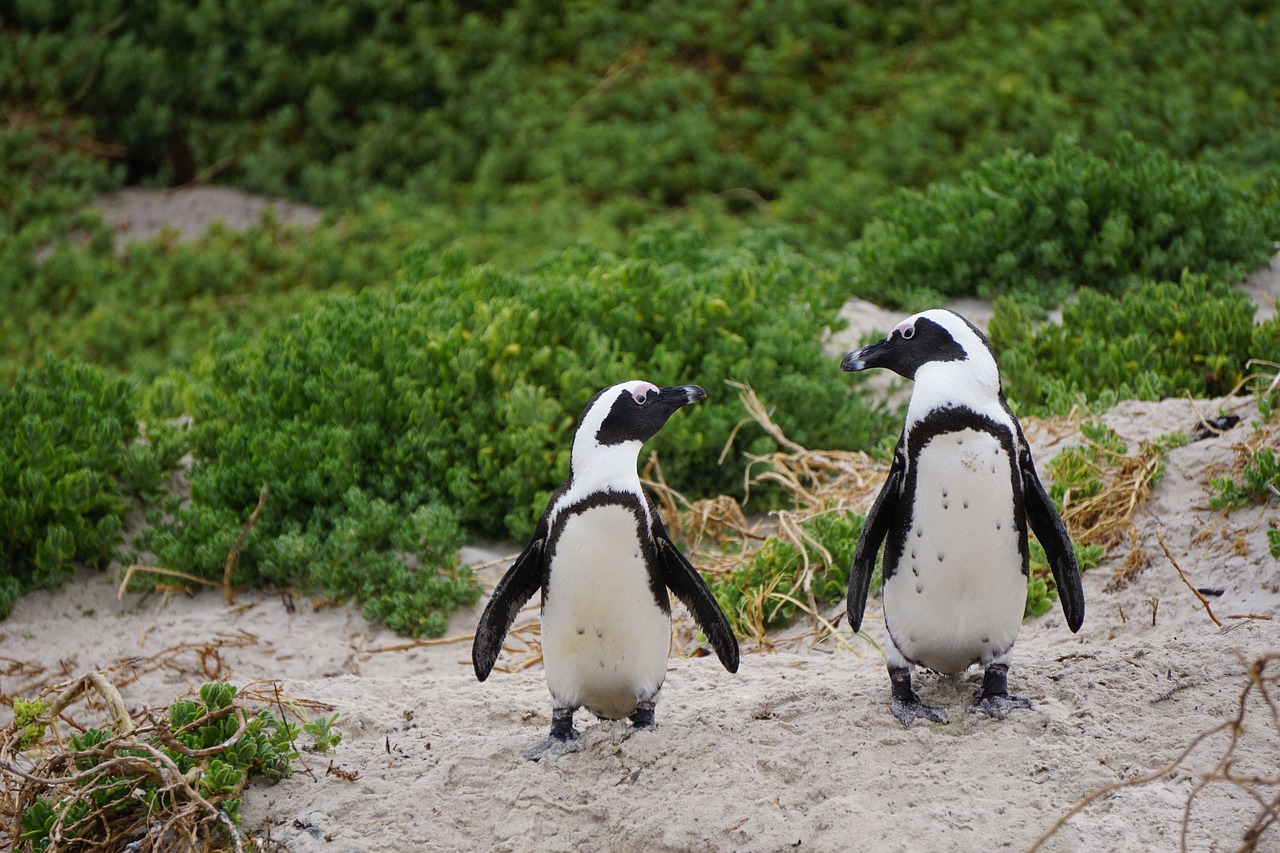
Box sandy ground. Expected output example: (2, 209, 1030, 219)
(1, 190, 1278, 851)
(3, 395, 1276, 852)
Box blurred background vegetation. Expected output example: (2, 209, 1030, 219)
(2, 0, 1278, 630)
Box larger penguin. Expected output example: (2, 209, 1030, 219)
(472, 380, 739, 760)
(840, 309, 1083, 725)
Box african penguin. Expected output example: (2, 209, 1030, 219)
(840, 309, 1083, 725)
(472, 380, 739, 760)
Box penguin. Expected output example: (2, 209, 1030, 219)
(840, 309, 1083, 725)
(472, 380, 739, 760)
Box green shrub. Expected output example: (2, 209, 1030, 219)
(1211, 448, 1280, 510)
(1026, 539, 1104, 619)
(849, 135, 1273, 310)
(145, 227, 888, 580)
(5, 0, 1277, 238)
(0, 357, 182, 617)
(710, 509, 864, 637)
(14, 681, 330, 851)
(990, 273, 1280, 412)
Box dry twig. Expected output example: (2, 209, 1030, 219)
(1028, 652, 1280, 853)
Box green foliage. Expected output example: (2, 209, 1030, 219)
(850, 135, 1272, 309)
(15, 682, 322, 851)
(0, 357, 183, 617)
(5, 0, 1278, 238)
(147, 228, 889, 576)
(303, 713, 343, 754)
(991, 274, 1280, 412)
(1026, 539, 1104, 619)
(1045, 421, 1129, 507)
(1268, 529, 1279, 560)
(13, 699, 52, 750)
(1210, 448, 1280, 510)
(710, 509, 864, 636)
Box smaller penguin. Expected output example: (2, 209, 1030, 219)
(473, 380, 739, 760)
(840, 309, 1083, 726)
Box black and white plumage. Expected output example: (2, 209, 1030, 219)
(841, 309, 1083, 725)
(472, 380, 739, 759)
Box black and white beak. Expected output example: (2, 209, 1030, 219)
(657, 385, 707, 407)
(840, 338, 896, 373)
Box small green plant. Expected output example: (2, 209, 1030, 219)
(1026, 539, 1104, 618)
(7, 680, 330, 851)
(1268, 528, 1279, 560)
(12, 699, 51, 750)
(710, 509, 864, 639)
(303, 713, 343, 753)
(1211, 448, 1280, 510)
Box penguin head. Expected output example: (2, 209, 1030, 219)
(570, 380, 707, 479)
(840, 309, 1001, 399)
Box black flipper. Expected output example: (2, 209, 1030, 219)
(653, 520, 740, 673)
(472, 520, 547, 681)
(1017, 430, 1085, 632)
(848, 439, 905, 633)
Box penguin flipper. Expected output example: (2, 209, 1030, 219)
(471, 529, 546, 681)
(1018, 437, 1085, 633)
(849, 443, 904, 634)
(653, 524, 740, 674)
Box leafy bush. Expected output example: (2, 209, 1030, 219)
(710, 509, 864, 637)
(1211, 448, 1280, 510)
(146, 227, 888, 575)
(0, 357, 182, 617)
(5, 0, 1278, 238)
(13, 681, 331, 851)
(990, 274, 1280, 412)
(849, 135, 1273, 309)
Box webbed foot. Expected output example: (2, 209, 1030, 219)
(888, 665, 948, 726)
(625, 700, 656, 735)
(969, 693, 1033, 720)
(524, 706, 581, 761)
(891, 696, 949, 726)
(968, 663, 1032, 719)
(523, 731, 582, 761)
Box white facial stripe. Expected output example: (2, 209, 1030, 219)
(901, 310, 1006, 428)
(554, 380, 655, 530)
(629, 381, 660, 405)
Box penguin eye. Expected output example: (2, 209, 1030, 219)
(632, 391, 648, 405)
(901, 326, 915, 340)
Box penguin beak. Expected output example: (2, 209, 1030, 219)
(840, 338, 895, 373)
(658, 385, 707, 407)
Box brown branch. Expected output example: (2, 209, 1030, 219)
(225, 485, 269, 605)
(1156, 526, 1222, 628)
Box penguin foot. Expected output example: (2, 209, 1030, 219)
(525, 706, 581, 761)
(969, 663, 1031, 719)
(968, 693, 1033, 720)
(522, 731, 583, 761)
(626, 700, 656, 734)
(890, 696, 949, 727)
(888, 666, 948, 726)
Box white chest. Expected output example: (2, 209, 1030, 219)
(884, 429, 1027, 674)
(541, 503, 671, 717)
